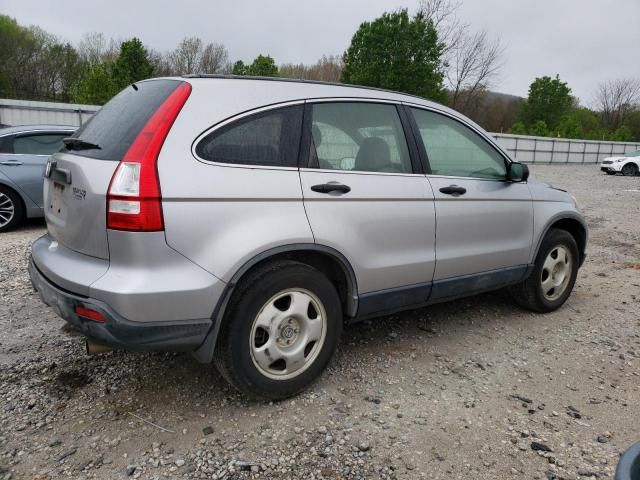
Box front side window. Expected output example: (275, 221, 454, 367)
(13, 134, 68, 155)
(196, 105, 303, 167)
(411, 108, 507, 179)
(310, 103, 412, 174)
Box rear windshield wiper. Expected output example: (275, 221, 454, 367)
(63, 138, 101, 150)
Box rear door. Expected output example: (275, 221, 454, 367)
(298, 100, 436, 312)
(44, 80, 184, 259)
(0, 131, 71, 207)
(407, 106, 533, 300)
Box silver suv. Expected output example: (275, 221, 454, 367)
(29, 77, 587, 399)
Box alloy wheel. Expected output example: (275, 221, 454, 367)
(0, 192, 15, 228)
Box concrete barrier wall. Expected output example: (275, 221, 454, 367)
(0, 99, 100, 128)
(490, 133, 640, 164)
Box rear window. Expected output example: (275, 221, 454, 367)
(64, 79, 182, 161)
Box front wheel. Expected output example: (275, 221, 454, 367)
(622, 163, 639, 176)
(509, 229, 579, 313)
(214, 260, 342, 400)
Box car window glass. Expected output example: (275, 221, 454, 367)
(310, 103, 412, 173)
(196, 105, 303, 167)
(0, 135, 15, 154)
(13, 134, 68, 155)
(411, 108, 506, 179)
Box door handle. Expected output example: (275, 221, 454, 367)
(0, 160, 23, 166)
(439, 185, 467, 196)
(311, 182, 351, 194)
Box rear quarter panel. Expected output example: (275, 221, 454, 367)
(158, 82, 314, 281)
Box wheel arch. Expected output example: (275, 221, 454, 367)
(192, 244, 359, 363)
(534, 213, 588, 267)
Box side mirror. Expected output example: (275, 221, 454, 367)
(508, 162, 529, 182)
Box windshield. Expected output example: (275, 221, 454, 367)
(626, 150, 640, 157)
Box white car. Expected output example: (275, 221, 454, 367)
(600, 150, 640, 176)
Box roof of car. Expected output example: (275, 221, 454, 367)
(0, 124, 76, 135)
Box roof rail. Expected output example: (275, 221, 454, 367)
(181, 74, 431, 103)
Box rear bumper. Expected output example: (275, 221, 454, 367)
(28, 257, 212, 352)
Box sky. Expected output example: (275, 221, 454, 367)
(2, 0, 639, 106)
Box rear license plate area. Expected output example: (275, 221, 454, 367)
(50, 182, 64, 215)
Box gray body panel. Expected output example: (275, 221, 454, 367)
(44, 152, 118, 259)
(427, 175, 533, 280)
(299, 169, 436, 293)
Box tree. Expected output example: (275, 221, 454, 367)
(170, 37, 202, 75)
(77, 32, 119, 66)
(231, 60, 246, 76)
(111, 38, 153, 89)
(199, 42, 228, 74)
(341, 9, 446, 102)
(446, 30, 504, 115)
(280, 55, 342, 82)
(74, 63, 117, 104)
(521, 75, 574, 131)
(246, 55, 278, 76)
(595, 78, 640, 131)
(419, 0, 504, 115)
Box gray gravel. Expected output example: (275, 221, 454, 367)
(1, 164, 639, 479)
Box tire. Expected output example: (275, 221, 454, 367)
(0, 185, 24, 233)
(622, 163, 639, 176)
(509, 229, 579, 313)
(214, 260, 343, 400)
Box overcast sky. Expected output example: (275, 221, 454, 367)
(3, 0, 639, 106)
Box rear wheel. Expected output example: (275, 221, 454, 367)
(509, 229, 579, 313)
(622, 163, 639, 176)
(0, 186, 24, 233)
(214, 260, 342, 400)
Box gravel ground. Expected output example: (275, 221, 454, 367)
(1, 164, 639, 480)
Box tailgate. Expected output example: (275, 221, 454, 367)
(44, 152, 118, 259)
(43, 79, 186, 260)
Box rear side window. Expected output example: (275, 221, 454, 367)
(65, 80, 183, 161)
(14, 134, 67, 155)
(195, 105, 303, 167)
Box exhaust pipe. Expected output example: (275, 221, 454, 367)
(86, 340, 112, 355)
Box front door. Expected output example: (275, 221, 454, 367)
(298, 101, 436, 316)
(408, 106, 533, 301)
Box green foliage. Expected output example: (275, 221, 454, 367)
(74, 63, 117, 105)
(112, 38, 153, 89)
(521, 75, 574, 130)
(246, 55, 278, 77)
(509, 121, 527, 135)
(231, 60, 246, 75)
(529, 120, 550, 137)
(341, 9, 446, 102)
(609, 125, 633, 142)
(232, 56, 279, 77)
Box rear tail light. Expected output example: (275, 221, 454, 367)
(107, 82, 192, 231)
